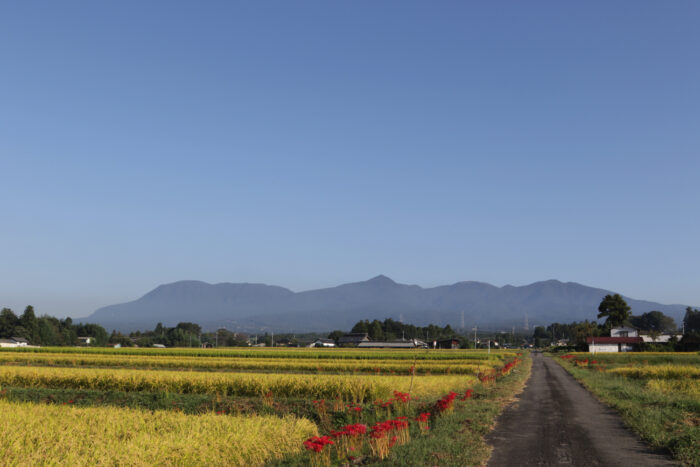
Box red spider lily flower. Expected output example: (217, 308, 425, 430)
(303, 435, 335, 453)
(415, 412, 431, 422)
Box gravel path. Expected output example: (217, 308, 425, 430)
(486, 352, 675, 466)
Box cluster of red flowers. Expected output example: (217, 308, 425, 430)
(369, 417, 409, 438)
(459, 389, 474, 401)
(414, 412, 431, 433)
(330, 423, 367, 439)
(435, 391, 458, 413)
(500, 357, 521, 375)
(369, 417, 410, 459)
(346, 404, 363, 413)
(392, 391, 411, 403)
(374, 390, 412, 412)
(303, 435, 335, 453)
(560, 354, 576, 359)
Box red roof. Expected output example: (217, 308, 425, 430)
(586, 337, 643, 344)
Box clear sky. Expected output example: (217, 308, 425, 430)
(1, 1, 699, 319)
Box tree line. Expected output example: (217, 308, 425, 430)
(0, 306, 108, 346)
(329, 318, 459, 342)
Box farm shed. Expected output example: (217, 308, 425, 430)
(337, 333, 370, 346)
(436, 338, 460, 349)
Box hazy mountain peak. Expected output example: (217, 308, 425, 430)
(365, 275, 397, 286)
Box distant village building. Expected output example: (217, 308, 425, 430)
(10, 337, 29, 346)
(436, 338, 460, 349)
(337, 333, 370, 347)
(357, 339, 427, 349)
(0, 337, 31, 348)
(308, 338, 336, 348)
(77, 337, 93, 346)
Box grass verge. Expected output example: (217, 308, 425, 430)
(554, 356, 700, 466)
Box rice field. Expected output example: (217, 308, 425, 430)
(0, 347, 526, 465)
(0, 400, 317, 466)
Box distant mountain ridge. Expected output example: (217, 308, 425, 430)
(86, 276, 693, 333)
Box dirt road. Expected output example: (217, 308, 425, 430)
(487, 352, 674, 466)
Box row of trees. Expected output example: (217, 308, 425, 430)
(0, 306, 109, 346)
(339, 318, 459, 342)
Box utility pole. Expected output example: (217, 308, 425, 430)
(473, 326, 477, 349)
(271, 332, 274, 347)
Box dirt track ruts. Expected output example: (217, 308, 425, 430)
(487, 352, 675, 466)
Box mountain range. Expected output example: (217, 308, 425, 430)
(85, 276, 693, 333)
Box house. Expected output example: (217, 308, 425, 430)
(105, 343, 121, 348)
(587, 336, 643, 353)
(308, 338, 336, 348)
(152, 344, 166, 348)
(605, 326, 682, 345)
(10, 337, 29, 346)
(77, 337, 93, 346)
(0, 338, 20, 348)
(436, 338, 460, 349)
(337, 333, 370, 346)
(357, 339, 428, 349)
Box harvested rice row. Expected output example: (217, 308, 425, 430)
(0, 365, 477, 401)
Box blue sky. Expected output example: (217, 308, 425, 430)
(1, 1, 699, 319)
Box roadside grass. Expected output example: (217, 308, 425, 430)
(554, 355, 700, 466)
